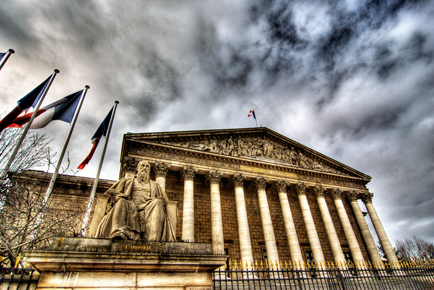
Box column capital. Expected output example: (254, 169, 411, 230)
(123, 157, 139, 174)
(331, 188, 343, 200)
(313, 184, 325, 197)
(155, 162, 169, 178)
(274, 179, 287, 193)
(254, 177, 268, 190)
(362, 192, 374, 204)
(206, 170, 222, 184)
(232, 173, 245, 187)
(182, 166, 197, 181)
(347, 190, 359, 201)
(295, 182, 307, 196)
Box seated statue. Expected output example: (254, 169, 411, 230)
(95, 160, 176, 241)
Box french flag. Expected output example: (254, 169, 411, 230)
(5, 90, 83, 130)
(0, 75, 52, 133)
(247, 109, 256, 119)
(77, 107, 113, 170)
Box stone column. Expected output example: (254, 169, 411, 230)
(255, 177, 280, 269)
(331, 188, 365, 267)
(155, 162, 169, 191)
(232, 174, 254, 270)
(313, 185, 346, 268)
(296, 183, 325, 265)
(275, 180, 304, 266)
(347, 191, 382, 267)
(207, 171, 224, 255)
(181, 167, 196, 242)
(363, 193, 399, 267)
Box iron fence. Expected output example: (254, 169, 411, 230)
(213, 260, 434, 290)
(0, 268, 39, 290)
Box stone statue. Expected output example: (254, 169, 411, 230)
(95, 160, 176, 241)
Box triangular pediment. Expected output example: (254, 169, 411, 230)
(122, 127, 371, 181)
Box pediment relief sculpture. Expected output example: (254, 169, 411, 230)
(153, 136, 345, 175)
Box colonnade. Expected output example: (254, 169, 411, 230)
(154, 163, 397, 269)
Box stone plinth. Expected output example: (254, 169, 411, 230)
(26, 237, 227, 290)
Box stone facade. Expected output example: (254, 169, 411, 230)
(14, 127, 397, 268)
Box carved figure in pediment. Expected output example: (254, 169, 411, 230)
(262, 139, 273, 157)
(289, 147, 298, 165)
(219, 139, 228, 155)
(191, 139, 218, 153)
(313, 159, 324, 171)
(273, 146, 282, 160)
(298, 152, 312, 169)
(227, 136, 236, 156)
(282, 147, 289, 163)
(237, 136, 250, 156)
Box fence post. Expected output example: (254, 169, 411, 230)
(338, 272, 348, 290)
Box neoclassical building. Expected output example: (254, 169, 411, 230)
(14, 127, 398, 269)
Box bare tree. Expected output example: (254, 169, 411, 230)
(0, 129, 86, 267)
(0, 128, 53, 174)
(396, 235, 434, 261)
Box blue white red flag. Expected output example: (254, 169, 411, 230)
(5, 90, 83, 129)
(77, 107, 114, 170)
(0, 75, 52, 133)
(247, 109, 256, 119)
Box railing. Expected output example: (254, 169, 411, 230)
(213, 260, 434, 290)
(0, 268, 39, 290)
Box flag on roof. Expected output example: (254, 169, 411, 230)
(0, 75, 52, 133)
(77, 107, 114, 170)
(5, 90, 83, 129)
(247, 109, 256, 119)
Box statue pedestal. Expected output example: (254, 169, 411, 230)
(26, 238, 227, 290)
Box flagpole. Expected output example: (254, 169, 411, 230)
(0, 69, 59, 179)
(81, 100, 119, 236)
(254, 110, 258, 127)
(42, 86, 89, 205)
(0, 49, 15, 71)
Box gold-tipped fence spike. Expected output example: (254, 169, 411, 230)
(270, 260, 273, 269)
(265, 260, 268, 269)
(284, 260, 288, 269)
(234, 259, 237, 269)
(289, 260, 292, 269)
(255, 260, 258, 269)
(331, 261, 335, 269)
(245, 261, 248, 269)
(250, 260, 253, 270)
(229, 259, 232, 270)
(280, 260, 283, 269)
(260, 260, 263, 269)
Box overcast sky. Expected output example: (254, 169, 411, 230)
(1, 0, 433, 245)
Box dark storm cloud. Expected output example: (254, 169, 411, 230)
(0, 3, 36, 46)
